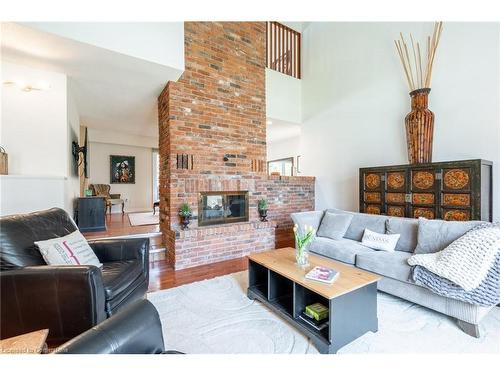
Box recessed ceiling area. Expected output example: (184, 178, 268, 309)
(1, 22, 183, 138)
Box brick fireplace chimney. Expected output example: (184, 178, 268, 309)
(158, 22, 314, 270)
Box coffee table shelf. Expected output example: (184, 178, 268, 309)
(247, 248, 380, 354)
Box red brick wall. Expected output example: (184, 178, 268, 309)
(259, 176, 316, 248)
(159, 22, 315, 269)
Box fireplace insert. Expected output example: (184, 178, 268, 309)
(198, 191, 249, 226)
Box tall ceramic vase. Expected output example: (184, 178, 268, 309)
(405, 88, 434, 164)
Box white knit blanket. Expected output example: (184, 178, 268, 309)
(408, 225, 500, 291)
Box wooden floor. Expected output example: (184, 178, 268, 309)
(83, 213, 159, 239)
(81, 213, 248, 292)
(148, 257, 248, 293)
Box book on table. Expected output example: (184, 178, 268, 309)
(305, 266, 339, 284)
(305, 302, 329, 321)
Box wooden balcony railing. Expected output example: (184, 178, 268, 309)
(266, 22, 301, 79)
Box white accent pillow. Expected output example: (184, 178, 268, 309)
(35, 230, 102, 268)
(361, 228, 400, 252)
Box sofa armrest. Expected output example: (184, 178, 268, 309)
(0, 265, 106, 344)
(291, 210, 325, 233)
(54, 299, 165, 354)
(88, 237, 149, 279)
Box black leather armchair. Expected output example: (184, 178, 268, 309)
(54, 300, 165, 354)
(0, 208, 149, 344)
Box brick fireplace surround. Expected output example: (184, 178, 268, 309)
(159, 22, 315, 270)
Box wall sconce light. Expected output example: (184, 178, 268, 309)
(3, 80, 51, 92)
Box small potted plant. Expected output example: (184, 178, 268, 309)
(258, 199, 268, 222)
(178, 203, 192, 230)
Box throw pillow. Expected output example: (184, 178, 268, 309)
(386, 217, 418, 252)
(414, 217, 481, 254)
(35, 230, 102, 267)
(361, 228, 400, 252)
(327, 209, 387, 241)
(316, 212, 354, 240)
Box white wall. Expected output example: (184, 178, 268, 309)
(88, 142, 153, 213)
(24, 22, 185, 71)
(88, 127, 158, 149)
(268, 136, 301, 161)
(300, 22, 500, 220)
(1, 62, 68, 176)
(266, 68, 302, 123)
(0, 176, 66, 216)
(65, 81, 81, 215)
(0, 62, 80, 216)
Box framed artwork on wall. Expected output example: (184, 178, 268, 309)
(110, 155, 135, 184)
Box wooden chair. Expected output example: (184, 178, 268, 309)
(90, 184, 124, 214)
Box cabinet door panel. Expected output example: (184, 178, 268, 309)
(442, 193, 471, 207)
(360, 170, 385, 215)
(386, 171, 406, 191)
(387, 205, 405, 217)
(412, 207, 436, 220)
(443, 209, 471, 221)
(364, 172, 383, 190)
(364, 192, 381, 203)
(411, 170, 435, 191)
(365, 204, 382, 215)
(442, 168, 471, 191)
(412, 193, 435, 205)
(386, 192, 406, 204)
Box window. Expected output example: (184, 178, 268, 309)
(152, 149, 159, 202)
(268, 157, 294, 177)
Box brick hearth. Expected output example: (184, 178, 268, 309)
(158, 22, 315, 270)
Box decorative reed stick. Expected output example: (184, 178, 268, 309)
(395, 22, 443, 90)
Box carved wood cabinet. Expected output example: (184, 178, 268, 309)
(359, 159, 493, 221)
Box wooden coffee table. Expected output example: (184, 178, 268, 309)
(247, 248, 380, 354)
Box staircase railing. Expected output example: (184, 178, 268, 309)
(266, 22, 301, 79)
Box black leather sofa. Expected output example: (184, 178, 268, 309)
(0, 208, 150, 344)
(55, 299, 165, 354)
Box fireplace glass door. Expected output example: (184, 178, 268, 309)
(199, 191, 249, 226)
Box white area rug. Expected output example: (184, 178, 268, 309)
(147, 271, 500, 354)
(128, 212, 159, 226)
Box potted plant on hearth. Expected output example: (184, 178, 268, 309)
(258, 199, 268, 222)
(178, 203, 192, 230)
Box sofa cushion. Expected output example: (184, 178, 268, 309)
(327, 209, 387, 241)
(356, 251, 413, 283)
(102, 260, 144, 300)
(386, 217, 419, 253)
(291, 210, 325, 234)
(317, 212, 353, 240)
(309, 237, 374, 264)
(414, 217, 482, 254)
(361, 229, 400, 252)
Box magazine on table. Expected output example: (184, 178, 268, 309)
(298, 312, 329, 330)
(305, 266, 339, 284)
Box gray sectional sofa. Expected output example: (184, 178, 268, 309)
(291, 208, 496, 337)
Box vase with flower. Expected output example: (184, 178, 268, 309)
(293, 224, 316, 269)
